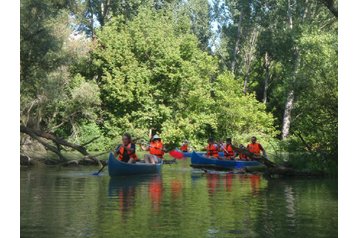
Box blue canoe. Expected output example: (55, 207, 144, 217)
(108, 152, 163, 177)
(190, 151, 263, 170)
(181, 151, 225, 158)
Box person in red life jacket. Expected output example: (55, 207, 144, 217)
(114, 133, 138, 163)
(247, 136, 266, 160)
(180, 140, 189, 152)
(141, 134, 167, 164)
(221, 138, 235, 160)
(237, 144, 248, 160)
(205, 138, 219, 158)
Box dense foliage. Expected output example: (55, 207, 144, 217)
(20, 0, 337, 169)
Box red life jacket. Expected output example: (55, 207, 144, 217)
(118, 143, 138, 161)
(206, 144, 219, 157)
(247, 143, 261, 155)
(149, 141, 165, 158)
(239, 153, 247, 160)
(224, 144, 235, 158)
(180, 144, 188, 152)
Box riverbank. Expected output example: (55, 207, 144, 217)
(20, 150, 336, 178)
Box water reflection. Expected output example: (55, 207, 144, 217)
(148, 176, 163, 213)
(206, 174, 220, 195)
(21, 166, 337, 238)
(224, 174, 233, 192)
(108, 174, 164, 218)
(250, 174, 261, 195)
(170, 179, 183, 200)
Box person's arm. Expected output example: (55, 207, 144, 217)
(219, 144, 227, 152)
(127, 143, 135, 153)
(114, 144, 122, 156)
(141, 144, 149, 151)
(259, 144, 267, 157)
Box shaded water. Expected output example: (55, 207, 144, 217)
(21, 159, 337, 237)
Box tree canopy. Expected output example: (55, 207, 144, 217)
(20, 0, 337, 167)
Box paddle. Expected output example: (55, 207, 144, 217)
(92, 163, 107, 175)
(92, 149, 115, 175)
(169, 150, 184, 159)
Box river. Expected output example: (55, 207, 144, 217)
(21, 158, 337, 238)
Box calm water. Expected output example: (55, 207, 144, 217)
(21, 159, 337, 238)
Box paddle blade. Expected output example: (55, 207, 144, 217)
(92, 164, 107, 176)
(169, 150, 184, 159)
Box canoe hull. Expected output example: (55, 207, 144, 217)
(190, 151, 262, 170)
(182, 151, 224, 158)
(108, 153, 162, 177)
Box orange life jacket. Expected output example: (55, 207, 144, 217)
(206, 144, 219, 157)
(149, 141, 165, 158)
(224, 144, 235, 158)
(247, 143, 261, 155)
(239, 153, 247, 160)
(118, 143, 138, 161)
(180, 144, 188, 152)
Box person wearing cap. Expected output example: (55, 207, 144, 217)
(141, 134, 166, 164)
(180, 140, 189, 152)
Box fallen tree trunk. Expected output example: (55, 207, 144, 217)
(21, 125, 90, 155)
(264, 167, 325, 177)
(20, 126, 67, 161)
(20, 125, 102, 166)
(234, 147, 325, 177)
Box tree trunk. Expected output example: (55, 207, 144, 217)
(20, 125, 102, 165)
(281, 90, 295, 139)
(287, 0, 293, 29)
(282, 44, 301, 140)
(263, 52, 270, 104)
(243, 29, 259, 95)
(20, 126, 67, 161)
(230, 11, 243, 73)
(281, 0, 300, 140)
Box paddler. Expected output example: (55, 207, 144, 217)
(114, 133, 138, 163)
(220, 138, 235, 160)
(205, 138, 219, 158)
(141, 134, 167, 164)
(180, 140, 189, 152)
(247, 136, 267, 159)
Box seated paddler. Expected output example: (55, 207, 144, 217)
(221, 138, 235, 160)
(114, 133, 138, 163)
(204, 138, 219, 158)
(180, 140, 189, 152)
(141, 134, 166, 164)
(247, 136, 267, 160)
